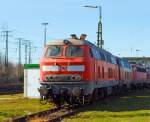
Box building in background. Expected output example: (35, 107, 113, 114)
(125, 57, 150, 68)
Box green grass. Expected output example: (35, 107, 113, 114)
(0, 94, 54, 122)
(63, 89, 150, 122)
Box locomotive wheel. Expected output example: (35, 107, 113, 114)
(53, 94, 62, 108)
(92, 89, 99, 102)
(65, 95, 73, 105)
(80, 89, 85, 105)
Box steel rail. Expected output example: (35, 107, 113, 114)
(12, 107, 62, 122)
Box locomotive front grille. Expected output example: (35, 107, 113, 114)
(45, 74, 81, 82)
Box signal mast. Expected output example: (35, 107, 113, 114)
(84, 6, 104, 48)
(97, 6, 104, 48)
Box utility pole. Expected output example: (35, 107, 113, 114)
(42, 23, 48, 47)
(5, 31, 9, 71)
(2, 31, 11, 82)
(21, 40, 28, 64)
(24, 40, 28, 64)
(0, 52, 2, 73)
(28, 41, 32, 64)
(16, 38, 23, 80)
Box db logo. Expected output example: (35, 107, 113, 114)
(60, 66, 67, 71)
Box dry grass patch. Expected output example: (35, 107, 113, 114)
(0, 94, 54, 121)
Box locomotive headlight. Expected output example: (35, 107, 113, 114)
(42, 65, 59, 71)
(70, 75, 81, 81)
(67, 65, 85, 72)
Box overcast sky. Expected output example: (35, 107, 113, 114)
(0, 0, 150, 63)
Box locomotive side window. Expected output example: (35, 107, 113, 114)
(118, 58, 123, 68)
(89, 48, 94, 58)
(96, 50, 101, 59)
(100, 51, 105, 61)
(121, 60, 125, 68)
(106, 54, 112, 63)
(91, 48, 101, 59)
(46, 46, 62, 57)
(66, 45, 83, 57)
(111, 56, 117, 64)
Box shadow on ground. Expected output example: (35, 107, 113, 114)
(74, 89, 150, 119)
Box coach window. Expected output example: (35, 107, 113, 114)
(66, 45, 83, 57)
(46, 45, 62, 57)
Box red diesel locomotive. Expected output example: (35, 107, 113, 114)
(39, 35, 149, 106)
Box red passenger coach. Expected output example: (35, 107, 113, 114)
(130, 64, 148, 88)
(116, 58, 132, 89)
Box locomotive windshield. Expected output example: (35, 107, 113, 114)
(66, 45, 83, 57)
(45, 45, 62, 57)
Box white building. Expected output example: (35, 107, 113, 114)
(24, 64, 41, 98)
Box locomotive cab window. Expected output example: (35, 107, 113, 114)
(45, 45, 62, 57)
(66, 45, 83, 57)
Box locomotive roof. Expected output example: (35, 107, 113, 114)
(46, 38, 113, 56)
(46, 38, 92, 46)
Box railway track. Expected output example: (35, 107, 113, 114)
(11, 97, 116, 122)
(29, 106, 77, 122)
(12, 105, 77, 122)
